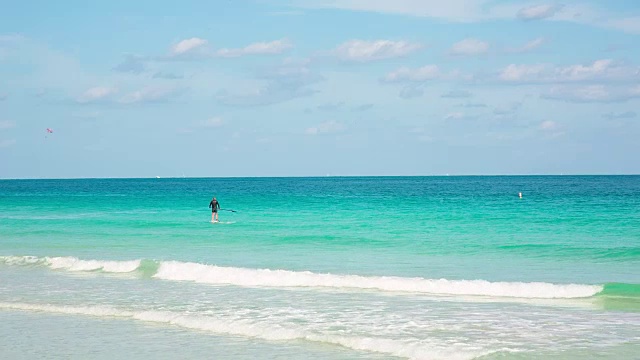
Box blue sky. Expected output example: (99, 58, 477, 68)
(1, 0, 639, 178)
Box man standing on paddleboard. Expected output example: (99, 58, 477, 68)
(209, 197, 220, 223)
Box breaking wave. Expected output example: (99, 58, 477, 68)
(0, 255, 607, 299)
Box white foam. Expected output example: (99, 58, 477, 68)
(0, 255, 141, 273)
(1, 255, 603, 299)
(0, 302, 132, 317)
(0, 255, 45, 266)
(0, 302, 493, 360)
(154, 261, 603, 299)
(45, 257, 141, 273)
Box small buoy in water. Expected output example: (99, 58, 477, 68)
(519, 192, 522, 199)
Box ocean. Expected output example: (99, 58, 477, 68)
(1, 176, 639, 359)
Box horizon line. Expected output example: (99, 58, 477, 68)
(1, 173, 639, 180)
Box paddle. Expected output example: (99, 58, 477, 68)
(220, 209, 237, 213)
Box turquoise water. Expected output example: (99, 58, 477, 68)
(1, 176, 639, 359)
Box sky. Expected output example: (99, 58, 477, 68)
(1, 0, 639, 178)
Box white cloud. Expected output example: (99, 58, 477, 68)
(305, 120, 345, 135)
(441, 90, 472, 98)
(606, 16, 640, 34)
(499, 64, 547, 81)
(291, 0, 494, 22)
(119, 86, 184, 104)
(549, 5, 640, 35)
(163, 38, 295, 60)
(332, 39, 422, 62)
(383, 65, 440, 82)
(216, 39, 293, 57)
(458, 102, 487, 108)
(291, 1, 640, 34)
(602, 111, 636, 120)
(0, 120, 16, 130)
(558, 59, 618, 81)
(259, 58, 313, 79)
(218, 85, 317, 107)
(508, 37, 545, 53)
(539, 120, 557, 130)
(517, 4, 563, 20)
(182, 116, 225, 134)
(199, 117, 224, 128)
(171, 37, 208, 55)
(445, 112, 465, 120)
(76, 86, 117, 103)
(218, 59, 322, 107)
(545, 85, 608, 102)
(498, 59, 640, 83)
(153, 72, 183, 79)
(76, 85, 185, 105)
(537, 120, 565, 138)
(449, 38, 489, 56)
(542, 85, 640, 103)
